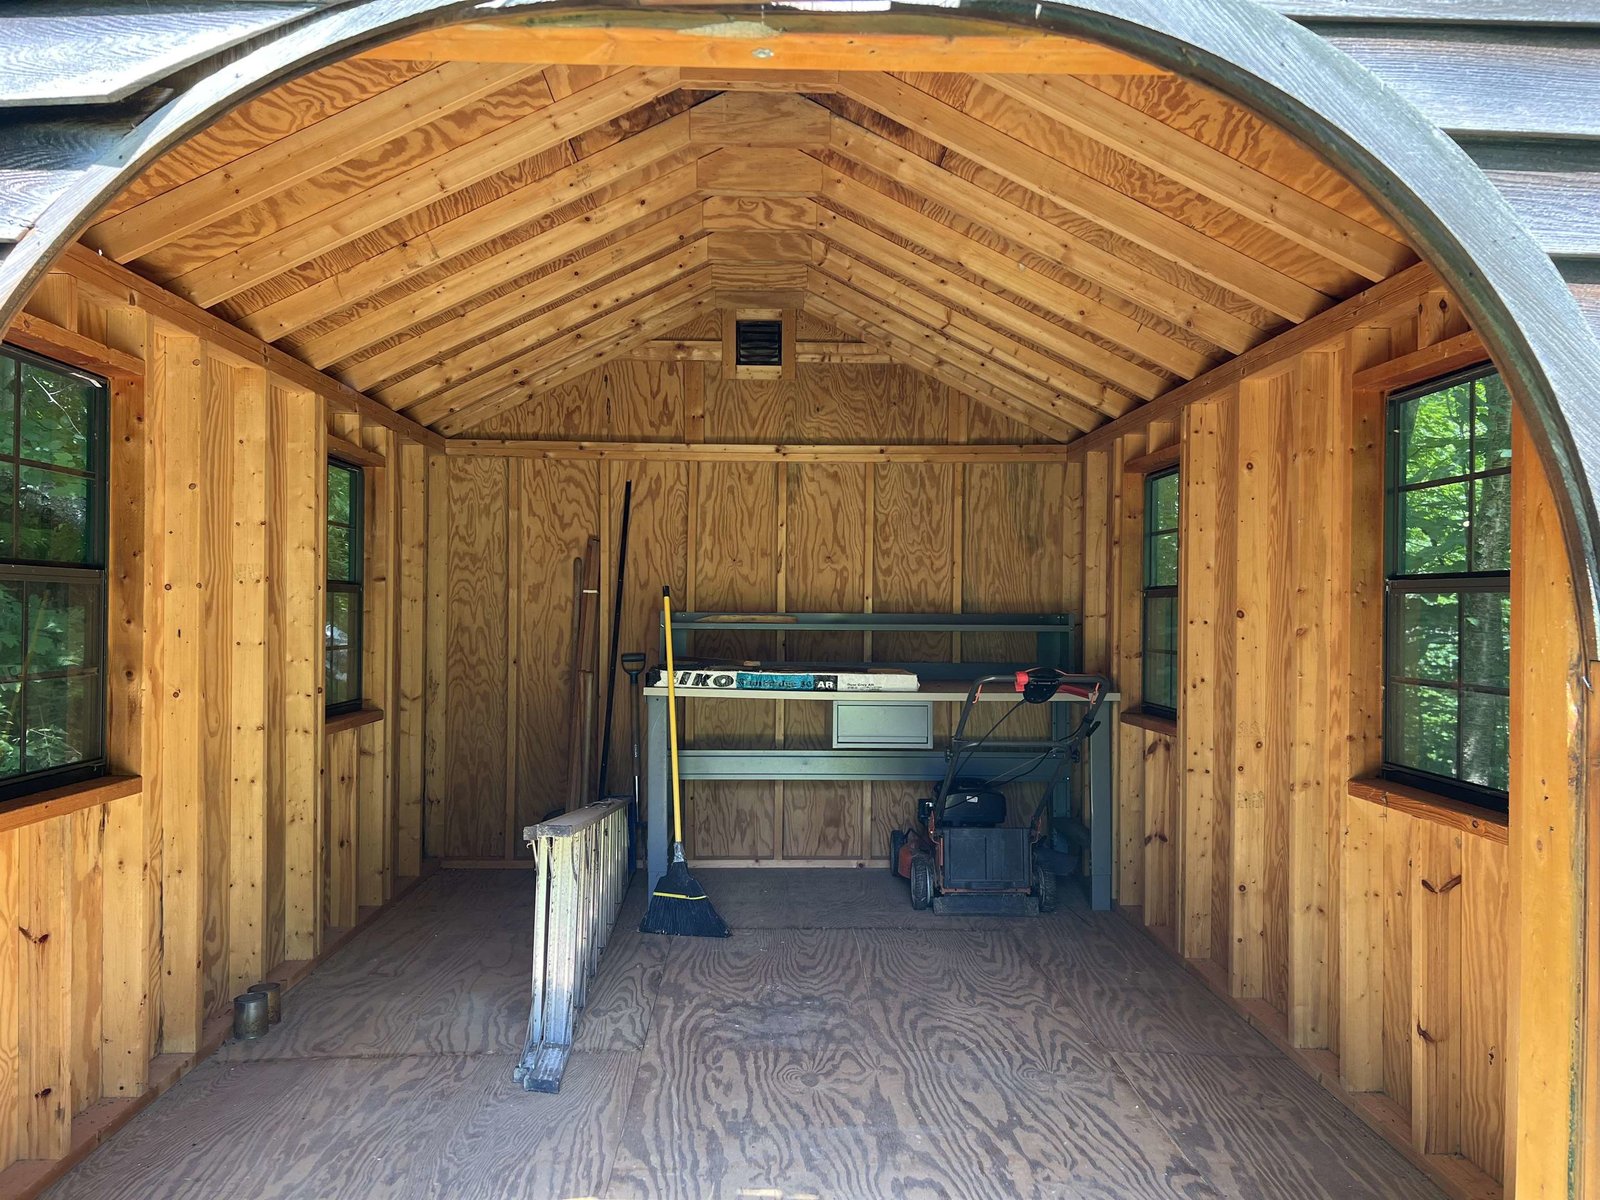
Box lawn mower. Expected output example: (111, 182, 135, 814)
(891, 667, 1108, 916)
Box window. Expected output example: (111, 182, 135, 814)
(0, 345, 108, 799)
(1384, 367, 1510, 804)
(325, 460, 363, 714)
(1142, 467, 1179, 717)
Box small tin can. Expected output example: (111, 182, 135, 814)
(247, 980, 282, 1025)
(233, 991, 270, 1041)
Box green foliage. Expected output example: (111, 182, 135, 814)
(0, 352, 106, 785)
(1388, 371, 1510, 796)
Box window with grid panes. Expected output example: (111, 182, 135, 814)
(1142, 467, 1179, 717)
(0, 345, 108, 799)
(1384, 367, 1510, 806)
(326, 460, 363, 714)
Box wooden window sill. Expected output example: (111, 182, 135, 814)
(1347, 776, 1508, 844)
(325, 706, 384, 735)
(1120, 709, 1178, 736)
(0, 773, 141, 835)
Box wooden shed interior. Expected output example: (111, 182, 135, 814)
(0, 10, 1589, 1200)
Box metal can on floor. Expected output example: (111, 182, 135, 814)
(232, 991, 270, 1040)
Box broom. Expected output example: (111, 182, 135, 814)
(639, 585, 730, 938)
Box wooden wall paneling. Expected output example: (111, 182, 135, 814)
(227, 366, 268, 999)
(1080, 451, 1110, 676)
(443, 456, 509, 859)
(684, 460, 778, 862)
(1176, 398, 1219, 962)
(963, 460, 1065, 824)
(151, 332, 205, 1052)
(610, 462, 688, 851)
(1143, 732, 1175, 929)
(200, 354, 235, 1023)
(1507, 409, 1587, 1200)
(1288, 351, 1336, 1050)
(69, 807, 102, 1117)
(323, 729, 360, 930)
(782, 462, 867, 857)
(279, 386, 325, 961)
(98, 790, 147, 1101)
(394, 443, 427, 879)
(18, 817, 71, 1159)
(1461, 836, 1508, 1182)
(1114, 431, 1147, 906)
(100, 304, 151, 1101)
(1208, 399, 1239, 971)
(358, 425, 396, 900)
(513, 458, 599, 857)
(1230, 371, 1288, 1004)
(0, 829, 16, 1168)
(1383, 808, 1416, 1115)
(869, 460, 956, 859)
(1342, 795, 1387, 1093)
(1411, 821, 1465, 1156)
(423, 451, 448, 859)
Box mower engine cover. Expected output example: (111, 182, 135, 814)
(939, 787, 1007, 828)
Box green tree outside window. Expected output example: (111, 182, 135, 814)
(0, 347, 108, 798)
(1384, 368, 1510, 804)
(1142, 468, 1179, 716)
(326, 460, 363, 713)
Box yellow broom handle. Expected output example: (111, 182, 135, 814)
(662, 588, 685, 845)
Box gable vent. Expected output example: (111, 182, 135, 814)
(734, 319, 783, 367)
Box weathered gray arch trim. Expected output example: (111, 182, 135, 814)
(2, 0, 1597, 641)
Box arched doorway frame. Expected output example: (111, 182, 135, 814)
(0, 8, 1591, 1192)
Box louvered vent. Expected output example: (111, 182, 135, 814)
(734, 319, 783, 367)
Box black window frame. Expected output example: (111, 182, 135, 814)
(325, 458, 364, 716)
(1141, 466, 1180, 719)
(0, 343, 110, 802)
(1381, 363, 1510, 810)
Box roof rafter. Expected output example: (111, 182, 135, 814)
(307, 165, 701, 371)
(429, 280, 720, 434)
(174, 64, 684, 307)
(800, 291, 1081, 442)
(835, 71, 1326, 322)
(809, 248, 1134, 420)
(823, 112, 1263, 354)
(806, 269, 1108, 433)
(978, 73, 1412, 282)
(391, 251, 712, 418)
(342, 204, 704, 392)
(240, 109, 704, 342)
(86, 61, 542, 263)
(819, 165, 1212, 382)
(814, 207, 1165, 402)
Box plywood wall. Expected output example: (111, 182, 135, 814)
(435, 351, 1073, 864)
(0, 266, 429, 1192)
(1070, 282, 1521, 1194)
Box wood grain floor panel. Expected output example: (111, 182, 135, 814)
(44, 1052, 639, 1200)
(1113, 1050, 1445, 1200)
(46, 869, 1445, 1200)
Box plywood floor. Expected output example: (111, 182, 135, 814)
(47, 869, 1445, 1200)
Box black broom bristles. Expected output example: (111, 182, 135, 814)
(639, 844, 730, 937)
